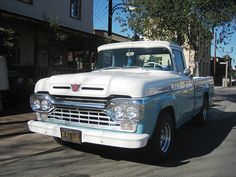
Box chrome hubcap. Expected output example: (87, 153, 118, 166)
(160, 122, 171, 153)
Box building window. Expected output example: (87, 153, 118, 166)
(49, 43, 66, 67)
(70, 0, 81, 19)
(18, 0, 33, 4)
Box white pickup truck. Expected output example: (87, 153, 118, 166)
(28, 41, 214, 163)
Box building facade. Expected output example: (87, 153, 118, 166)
(183, 37, 211, 77)
(210, 56, 233, 86)
(0, 0, 93, 33)
(0, 0, 133, 109)
(0, 0, 98, 79)
(0, 0, 108, 108)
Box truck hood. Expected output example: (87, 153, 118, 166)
(35, 68, 178, 98)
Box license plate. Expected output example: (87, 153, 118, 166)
(60, 128, 82, 144)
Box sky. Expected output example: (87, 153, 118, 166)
(211, 29, 236, 67)
(93, 0, 133, 37)
(93, 0, 236, 67)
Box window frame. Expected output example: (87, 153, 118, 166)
(49, 43, 66, 67)
(173, 49, 185, 73)
(70, 0, 82, 20)
(97, 47, 173, 71)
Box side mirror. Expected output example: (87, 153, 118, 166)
(184, 68, 191, 76)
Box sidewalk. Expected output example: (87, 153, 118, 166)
(0, 113, 35, 137)
(213, 86, 236, 102)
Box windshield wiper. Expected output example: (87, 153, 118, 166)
(123, 66, 142, 69)
(100, 67, 122, 70)
(100, 66, 142, 70)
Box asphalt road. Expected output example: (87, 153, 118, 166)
(0, 87, 236, 177)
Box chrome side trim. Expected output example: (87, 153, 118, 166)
(146, 85, 172, 96)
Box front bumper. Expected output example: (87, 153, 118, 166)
(28, 120, 149, 149)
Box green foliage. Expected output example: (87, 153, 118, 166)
(43, 14, 68, 41)
(123, 0, 236, 50)
(0, 27, 17, 49)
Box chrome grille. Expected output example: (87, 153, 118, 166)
(52, 95, 109, 104)
(48, 107, 120, 127)
(50, 95, 132, 104)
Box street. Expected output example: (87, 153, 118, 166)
(0, 87, 236, 177)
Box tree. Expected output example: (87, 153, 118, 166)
(122, 0, 236, 75)
(0, 27, 17, 54)
(42, 14, 68, 41)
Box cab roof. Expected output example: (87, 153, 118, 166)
(97, 41, 182, 52)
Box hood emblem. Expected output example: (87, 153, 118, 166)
(71, 84, 80, 92)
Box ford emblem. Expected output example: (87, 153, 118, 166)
(71, 84, 80, 92)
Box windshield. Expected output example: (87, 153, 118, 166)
(96, 47, 173, 71)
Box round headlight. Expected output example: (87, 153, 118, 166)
(41, 100, 50, 111)
(126, 105, 139, 120)
(113, 105, 124, 120)
(31, 99, 41, 110)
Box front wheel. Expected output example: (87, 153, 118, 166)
(142, 111, 174, 163)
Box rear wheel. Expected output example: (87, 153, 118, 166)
(194, 96, 208, 125)
(142, 111, 174, 163)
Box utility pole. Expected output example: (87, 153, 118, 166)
(214, 31, 217, 76)
(225, 58, 229, 87)
(107, 1, 132, 37)
(108, 0, 112, 37)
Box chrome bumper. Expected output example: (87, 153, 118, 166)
(28, 120, 149, 149)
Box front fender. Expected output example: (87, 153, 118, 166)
(137, 92, 177, 138)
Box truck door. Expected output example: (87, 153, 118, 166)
(173, 49, 195, 122)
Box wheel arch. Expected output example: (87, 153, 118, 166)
(159, 106, 176, 130)
(203, 91, 209, 105)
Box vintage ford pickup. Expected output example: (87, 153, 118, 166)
(28, 41, 214, 162)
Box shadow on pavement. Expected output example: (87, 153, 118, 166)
(162, 108, 236, 167)
(213, 89, 236, 103)
(65, 107, 236, 167)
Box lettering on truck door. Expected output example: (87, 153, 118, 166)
(173, 49, 194, 122)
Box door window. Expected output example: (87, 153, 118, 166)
(173, 49, 185, 72)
